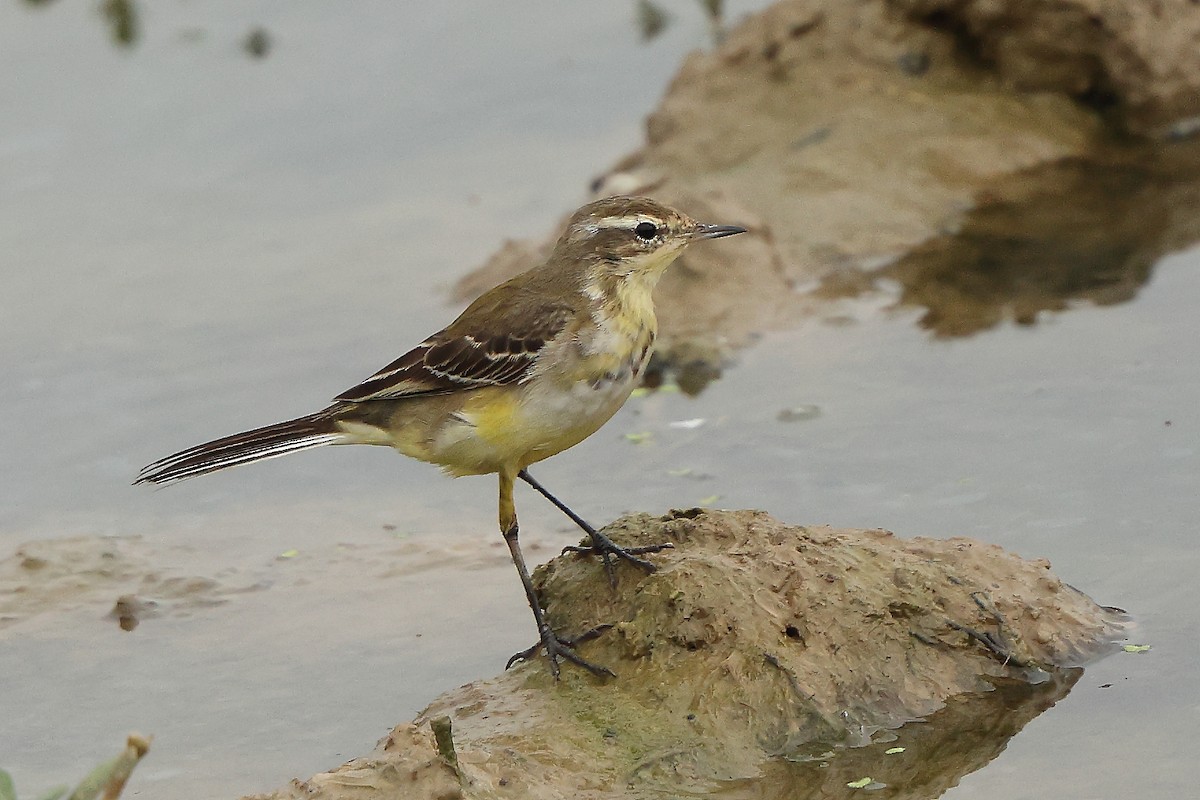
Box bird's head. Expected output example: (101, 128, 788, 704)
(554, 196, 745, 282)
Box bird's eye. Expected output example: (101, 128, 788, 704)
(634, 221, 659, 241)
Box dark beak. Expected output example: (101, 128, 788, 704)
(692, 223, 747, 240)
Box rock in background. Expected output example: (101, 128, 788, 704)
(456, 0, 1200, 378)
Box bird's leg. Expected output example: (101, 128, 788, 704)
(517, 468, 673, 586)
(498, 469, 614, 679)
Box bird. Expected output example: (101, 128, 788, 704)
(135, 195, 746, 678)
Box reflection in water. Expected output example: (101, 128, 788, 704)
(643, 347, 724, 396)
(101, 0, 138, 47)
(860, 140, 1200, 338)
(713, 671, 1082, 800)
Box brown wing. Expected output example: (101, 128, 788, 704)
(334, 299, 575, 402)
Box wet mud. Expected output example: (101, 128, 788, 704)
(0, 535, 255, 634)
(246, 509, 1126, 800)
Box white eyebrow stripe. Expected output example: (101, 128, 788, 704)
(595, 214, 653, 229)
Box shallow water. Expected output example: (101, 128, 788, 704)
(2, 1, 1198, 798)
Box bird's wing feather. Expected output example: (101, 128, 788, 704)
(334, 300, 575, 402)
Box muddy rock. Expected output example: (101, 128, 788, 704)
(246, 509, 1126, 800)
(889, 0, 1200, 138)
(455, 0, 1200, 377)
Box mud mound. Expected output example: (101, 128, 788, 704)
(247, 509, 1125, 800)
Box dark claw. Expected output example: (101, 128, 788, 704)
(517, 469, 672, 583)
(561, 542, 674, 560)
(506, 623, 616, 679)
(562, 528, 673, 586)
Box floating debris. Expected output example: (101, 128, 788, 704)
(108, 594, 158, 632)
(777, 405, 821, 422)
(101, 0, 138, 47)
(698, 0, 723, 21)
(636, 0, 670, 42)
(244, 27, 271, 58)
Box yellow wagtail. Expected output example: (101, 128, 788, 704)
(136, 195, 745, 677)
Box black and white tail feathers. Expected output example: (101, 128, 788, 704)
(134, 412, 345, 485)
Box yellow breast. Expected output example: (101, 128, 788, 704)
(383, 275, 661, 477)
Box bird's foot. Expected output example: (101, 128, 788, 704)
(563, 528, 673, 586)
(506, 623, 615, 679)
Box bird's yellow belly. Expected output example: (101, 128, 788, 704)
(357, 311, 657, 478)
(513, 370, 637, 463)
(426, 373, 634, 476)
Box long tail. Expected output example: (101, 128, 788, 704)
(134, 412, 345, 485)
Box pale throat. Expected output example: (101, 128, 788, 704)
(582, 245, 682, 328)
(577, 256, 675, 390)
(583, 267, 659, 340)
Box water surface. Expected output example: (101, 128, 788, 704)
(1, 2, 1196, 798)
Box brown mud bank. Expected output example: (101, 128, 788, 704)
(457, 0, 1200, 388)
(0, 534, 250, 633)
(247, 509, 1126, 800)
